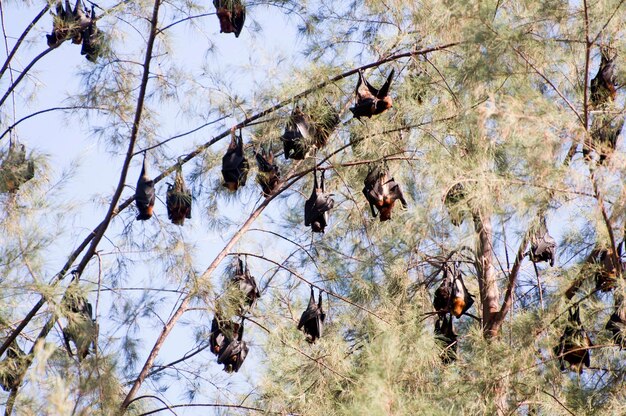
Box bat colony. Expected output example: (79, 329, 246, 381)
(46, 0, 103, 61)
(2, 16, 623, 379)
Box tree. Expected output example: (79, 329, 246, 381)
(0, 0, 625, 415)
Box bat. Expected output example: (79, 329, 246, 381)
(586, 114, 624, 164)
(590, 48, 617, 107)
(255, 148, 280, 196)
(135, 153, 155, 221)
(282, 103, 340, 160)
(46, 0, 90, 48)
(80, 5, 103, 62)
(434, 314, 457, 364)
(444, 183, 467, 226)
(527, 217, 556, 266)
(362, 166, 407, 221)
(590, 246, 621, 292)
(281, 107, 312, 160)
(451, 271, 474, 318)
(0, 143, 35, 193)
(297, 286, 326, 343)
(304, 169, 334, 233)
(231, 256, 261, 310)
(554, 306, 592, 373)
(217, 318, 248, 373)
(433, 266, 453, 318)
(606, 306, 626, 349)
(222, 130, 249, 191)
(213, 0, 246, 38)
(349, 68, 394, 119)
(62, 293, 97, 361)
(0, 341, 26, 392)
(166, 168, 192, 225)
(210, 315, 239, 356)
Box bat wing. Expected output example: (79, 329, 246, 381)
(386, 177, 407, 208)
(232, 3, 245, 38)
(304, 193, 316, 226)
(315, 194, 335, 213)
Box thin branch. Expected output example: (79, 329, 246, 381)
(0, 106, 110, 142)
(0, 39, 461, 364)
(0, 47, 55, 109)
(0, 5, 49, 80)
(137, 403, 272, 416)
(512, 47, 584, 126)
(235, 252, 389, 323)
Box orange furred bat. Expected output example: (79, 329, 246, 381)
(135, 154, 155, 221)
(349, 68, 394, 119)
(213, 0, 246, 38)
(362, 166, 407, 221)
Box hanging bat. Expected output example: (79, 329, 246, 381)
(444, 183, 467, 226)
(527, 217, 556, 266)
(349, 68, 394, 119)
(451, 265, 474, 318)
(80, 5, 103, 62)
(298, 286, 326, 343)
(304, 169, 334, 233)
(0, 341, 26, 392)
(282, 107, 312, 160)
(362, 166, 407, 221)
(606, 306, 626, 349)
(554, 306, 592, 373)
(135, 154, 155, 221)
(217, 318, 248, 373)
(222, 130, 249, 191)
(434, 314, 457, 364)
(210, 315, 240, 356)
(255, 148, 280, 197)
(46, 0, 90, 48)
(62, 293, 98, 361)
(213, 0, 246, 38)
(590, 246, 621, 292)
(231, 256, 261, 310)
(590, 48, 617, 107)
(433, 265, 453, 318)
(166, 168, 192, 225)
(586, 114, 624, 164)
(0, 143, 35, 193)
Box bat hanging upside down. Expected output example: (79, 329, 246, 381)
(362, 166, 407, 221)
(304, 169, 335, 233)
(221, 129, 249, 191)
(62, 293, 98, 362)
(255, 148, 280, 196)
(216, 318, 248, 373)
(231, 255, 261, 310)
(554, 306, 593, 374)
(349, 68, 394, 119)
(135, 153, 155, 221)
(590, 48, 617, 108)
(166, 168, 192, 225)
(298, 286, 326, 343)
(527, 217, 556, 266)
(213, 0, 246, 38)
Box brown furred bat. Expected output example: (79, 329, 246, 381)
(362, 166, 407, 221)
(349, 69, 394, 119)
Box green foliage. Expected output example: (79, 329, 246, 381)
(1, 0, 626, 414)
